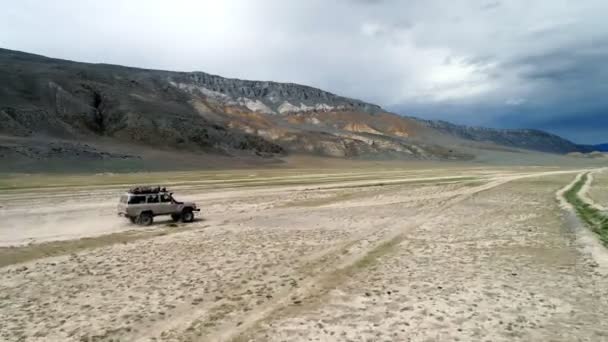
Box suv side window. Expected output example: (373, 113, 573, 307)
(147, 195, 160, 203)
(128, 195, 146, 204)
(160, 194, 172, 203)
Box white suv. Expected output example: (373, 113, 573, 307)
(117, 186, 200, 225)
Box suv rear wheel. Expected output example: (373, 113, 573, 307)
(137, 212, 153, 226)
(181, 209, 194, 223)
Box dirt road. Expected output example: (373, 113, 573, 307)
(589, 169, 608, 209)
(1, 167, 607, 341)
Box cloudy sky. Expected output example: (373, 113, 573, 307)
(1, 0, 607, 143)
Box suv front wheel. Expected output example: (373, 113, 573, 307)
(137, 212, 153, 226)
(181, 209, 194, 223)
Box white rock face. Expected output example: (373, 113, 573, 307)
(277, 101, 337, 114)
(240, 98, 275, 115)
(169, 82, 231, 101)
(277, 101, 301, 114)
(171, 82, 275, 114)
(171, 81, 360, 116)
(315, 103, 334, 111)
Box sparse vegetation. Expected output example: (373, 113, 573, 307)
(564, 173, 608, 246)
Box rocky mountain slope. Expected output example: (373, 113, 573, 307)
(592, 143, 608, 152)
(419, 119, 590, 154)
(0, 48, 591, 167)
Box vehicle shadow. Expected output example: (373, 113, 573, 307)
(121, 217, 206, 228)
(162, 217, 206, 228)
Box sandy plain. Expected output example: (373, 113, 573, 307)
(1, 164, 608, 341)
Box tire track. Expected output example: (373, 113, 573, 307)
(202, 169, 588, 342)
(580, 169, 608, 211)
(130, 179, 476, 341)
(557, 170, 608, 272)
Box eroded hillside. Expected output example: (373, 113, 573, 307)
(0, 48, 591, 169)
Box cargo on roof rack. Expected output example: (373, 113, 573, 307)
(128, 186, 167, 194)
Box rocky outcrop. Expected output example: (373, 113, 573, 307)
(168, 72, 382, 115)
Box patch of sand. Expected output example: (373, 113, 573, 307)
(0, 166, 606, 342)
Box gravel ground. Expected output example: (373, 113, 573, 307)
(1, 167, 606, 341)
(246, 175, 608, 342)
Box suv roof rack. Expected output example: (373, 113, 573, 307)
(128, 186, 168, 194)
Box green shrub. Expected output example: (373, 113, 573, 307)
(564, 173, 608, 247)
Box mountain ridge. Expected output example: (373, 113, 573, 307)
(416, 119, 589, 154)
(0, 48, 593, 169)
(593, 143, 608, 152)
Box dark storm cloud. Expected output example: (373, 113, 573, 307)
(511, 39, 608, 81)
(0, 0, 606, 143)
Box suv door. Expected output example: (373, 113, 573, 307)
(146, 194, 161, 214)
(127, 195, 147, 217)
(158, 193, 177, 214)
